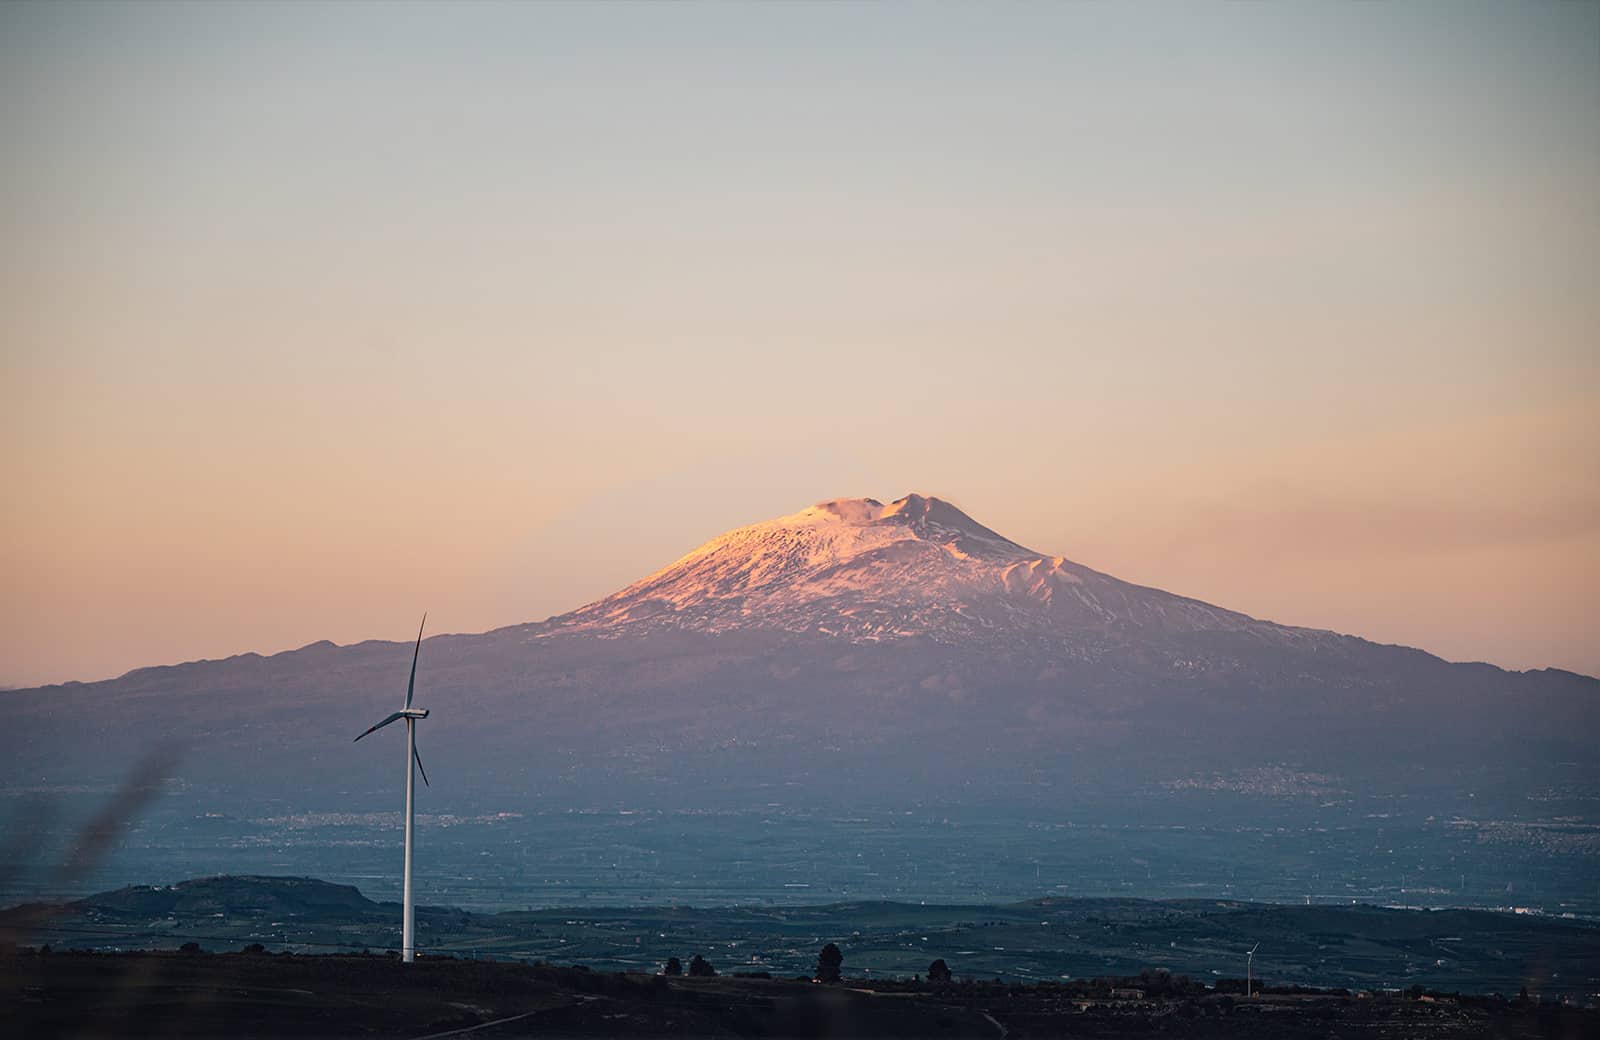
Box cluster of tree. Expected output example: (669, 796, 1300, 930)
(815, 943, 842, 983)
(1100, 968, 1205, 998)
(666, 943, 851, 983)
(660, 954, 716, 977)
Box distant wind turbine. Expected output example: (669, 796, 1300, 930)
(1246, 941, 1260, 998)
(353, 615, 432, 963)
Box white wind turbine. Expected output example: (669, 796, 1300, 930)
(353, 615, 432, 963)
(1246, 941, 1260, 998)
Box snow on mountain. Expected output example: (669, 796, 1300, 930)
(8, 493, 1593, 811)
(549, 494, 1329, 649)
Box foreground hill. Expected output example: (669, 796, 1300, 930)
(5, 494, 1594, 817)
(10, 949, 1596, 1040)
(15, 948, 1596, 1040)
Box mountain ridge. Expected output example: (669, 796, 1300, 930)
(539, 493, 1339, 655)
(4, 491, 1594, 821)
(11, 492, 1592, 688)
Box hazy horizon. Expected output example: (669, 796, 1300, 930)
(4, 1, 1597, 686)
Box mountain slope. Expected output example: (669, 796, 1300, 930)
(548, 494, 1331, 653)
(3, 493, 1595, 816)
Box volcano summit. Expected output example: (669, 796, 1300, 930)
(553, 494, 1328, 654)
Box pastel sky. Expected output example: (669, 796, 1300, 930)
(2, 2, 1596, 687)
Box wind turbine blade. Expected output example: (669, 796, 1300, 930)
(353, 711, 405, 742)
(413, 745, 430, 788)
(404, 613, 426, 709)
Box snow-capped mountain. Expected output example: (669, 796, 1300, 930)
(5, 492, 1594, 816)
(551, 493, 1327, 651)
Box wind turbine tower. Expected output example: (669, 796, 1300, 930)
(1247, 941, 1260, 998)
(354, 615, 433, 963)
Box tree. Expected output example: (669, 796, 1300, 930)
(816, 942, 843, 983)
(179, 942, 201, 955)
(662, 956, 682, 976)
(928, 958, 953, 984)
(688, 954, 716, 977)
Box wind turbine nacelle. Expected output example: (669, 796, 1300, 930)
(400, 708, 429, 719)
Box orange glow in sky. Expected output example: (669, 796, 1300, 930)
(2, 3, 1596, 686)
